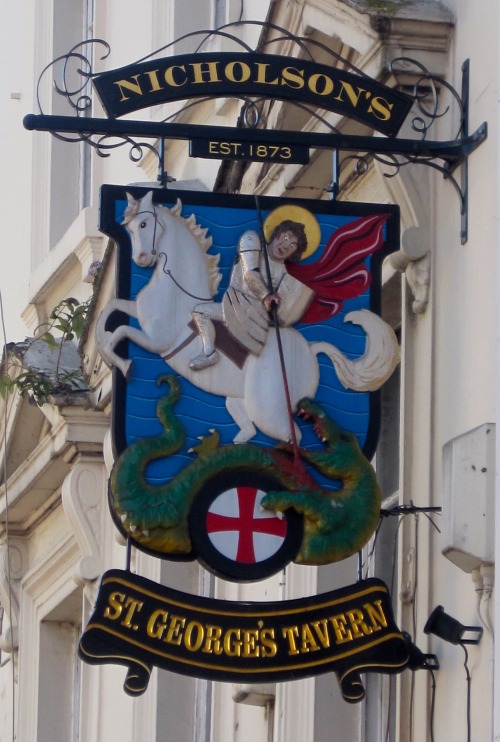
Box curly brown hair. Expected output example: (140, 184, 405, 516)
(268, 220, 308, 263)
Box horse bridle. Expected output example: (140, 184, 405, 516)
(134, 207, 164, 255)
(132, 206, 214, 302)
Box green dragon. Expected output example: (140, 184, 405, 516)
(111, 375, 381, 565)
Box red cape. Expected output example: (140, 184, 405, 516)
(287, 213, 389, 324)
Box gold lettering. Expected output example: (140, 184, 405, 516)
(120, 597, 143, 629)
(260, 628, 277, 658)
(242, 629, 259, 658)
(346, 608, 373, 639)
(330, 614, 353, 644)
(203, 625, 224, 655)
(254, 62, 279, 85)
(164, 615, 186, 645)
(219, 142, 231, 155)
(223, 628, 242, 657)
(311, 619, 331, 648)
(144, 69, 163, 92)
(113, 75, 143, 102)
(282, 626, 300, 654)
(301, 623, 320, 652)
(308, 73, 334, 96)
(364, 600, 388, 631)
(225, 61, 251, 84)
(184, 621, 205, 651)
(164, 65, 188, 88)
(333, 81, 367, 108)
(209, 141, 218, 154)
(189, 62, 221, 84)
(147, 609, 168, 639)
(281, 67, 304, 90)
(103, 591, 126, 621)
(367, 97, 394, 122)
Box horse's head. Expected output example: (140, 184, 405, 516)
(123, 191, 222, 304)
(124, 191, 164, 268)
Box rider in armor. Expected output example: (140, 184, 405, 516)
(189, 220, 312, 370)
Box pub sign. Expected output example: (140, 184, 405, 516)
(93, 186, 400, 581)
(76, 42, 411, 699)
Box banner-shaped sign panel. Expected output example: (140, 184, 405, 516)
(80, 570, 410, 701)
(96, 186, 399, 580)
(93, 52, 413, 137)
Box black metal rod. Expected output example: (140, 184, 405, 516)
(126, 538, 132, 571)
(254, 196, 300, 458)
(380, 505, 442, 517)
(23, 113, 487, 167)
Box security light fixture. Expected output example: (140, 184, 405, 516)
(424, 606, 483, 646)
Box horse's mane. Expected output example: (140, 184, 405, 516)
(163, 199, 222, 297)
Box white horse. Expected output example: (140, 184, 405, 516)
(96, 191, 399, 444)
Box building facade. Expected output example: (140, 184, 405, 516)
(0, 1, 498, 740)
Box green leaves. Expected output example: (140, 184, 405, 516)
(40, 297, 89, 344)
(0, 373, 16, 400)
(1, 297, 91, 406)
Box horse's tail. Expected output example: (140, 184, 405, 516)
(311, 310, 400, 392)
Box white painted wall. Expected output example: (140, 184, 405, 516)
(0, 0, 36, 341)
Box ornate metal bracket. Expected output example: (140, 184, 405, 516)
(24, 26, 487, 243)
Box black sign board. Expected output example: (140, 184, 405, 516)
(93, 52, 413, 137)
(189, 138, 310, 164)
(80, 570, 409, 702)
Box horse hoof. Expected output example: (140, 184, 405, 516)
(122, 360, 133, 379)
(233, 430, 254, 444)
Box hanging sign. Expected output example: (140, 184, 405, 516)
(95, 185, 400, 582)
(92, 52, 413, 137)
(79, 570, 410, 701)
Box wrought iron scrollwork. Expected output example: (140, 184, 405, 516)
(32, 22, 379, 169)
(36, 39, 158, 164)
(390, 57, 461, 140)
(333, 57, 478, 241)
(28, 23, 487, 242)
(36, 39, 109, 118)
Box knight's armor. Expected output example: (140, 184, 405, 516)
(189, 230, 314, 368)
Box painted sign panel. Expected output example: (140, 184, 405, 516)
(96, 186, 399, 580)
(79, 570, 410, 701)
(92, 52, 413, 136)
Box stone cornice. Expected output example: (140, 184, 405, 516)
(0, 403, 108, 531)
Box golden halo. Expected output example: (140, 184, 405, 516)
(263, 205, 321, 260)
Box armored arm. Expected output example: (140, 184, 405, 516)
(237, 230, 271, 302)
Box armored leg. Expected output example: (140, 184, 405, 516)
(189, 303, 222, 370)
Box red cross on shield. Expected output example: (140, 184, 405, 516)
(206, 486, 288, 564)
(189, 471, 303, 582)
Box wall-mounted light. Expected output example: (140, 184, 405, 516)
(424, 605, 483, 645)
